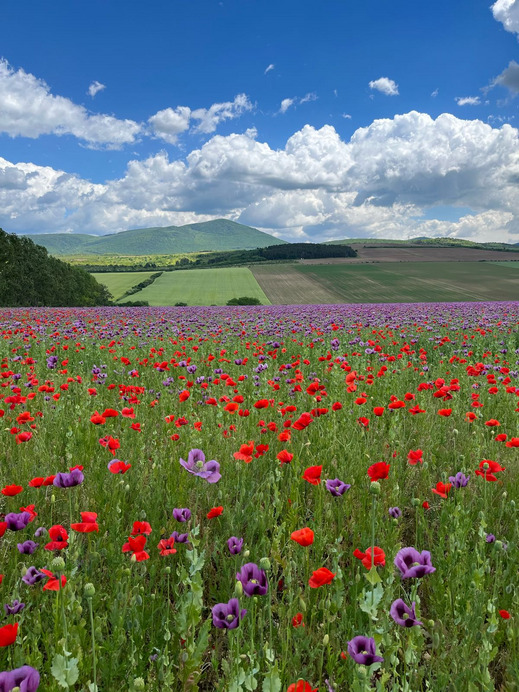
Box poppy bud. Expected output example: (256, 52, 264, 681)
(51, 494, 56, 503)
(84, 583, 96, 598)
(299, 597, 307, 612)
(356, 666, 368, 679)
(369, 481, 381, 495)
(495, 540, 505, 551)
(243, 550, 250, 558)
(235, 580, 243, 597)
(453, 429, 459, 435)
(164, 566, 171, 575)
(132, 678, 145, 691)
(323, 633, 329, 646)
(259, 557, 271, 570)
(51, 556, 65, 572)
(427, 620, 435, 628)
(411, 497, 421, 507)
(125, 484, 130, 492)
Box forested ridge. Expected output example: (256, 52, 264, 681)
(0, 229, 112, 306)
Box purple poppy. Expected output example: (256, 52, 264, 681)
(347, 635, 384, 665)
(17, 540, 39, 555)
(53, 468, 84, 488)
(485, 534, 496, 543)
(389, 599, 422, 627)
(34, 527, 46, 538)
(179, 449, 221, 484)
(227, 537, 244, 555)
(389, 507, 402, 519)
(21, 566, 46, 586)
(448, 472, 469, 488)
(0, 665, 40, 691)
(394, 547, 436, 579)
(236, 563, 268, 597)
(212, 598, 247, 629)
(325, 479, 351, 496)
(4, 599, 25, 615)
(172, 508, 191, 523)
(170, 531, 189, 544)
(5, 512, 31, 532)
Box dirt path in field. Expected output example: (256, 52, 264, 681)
(251, 265, 341, 304)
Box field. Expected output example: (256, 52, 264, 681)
(119, 267, 271, 305)
(252, 262, 519, 304)
(91, 272, 156, 300)
(0, 303, 517, 691)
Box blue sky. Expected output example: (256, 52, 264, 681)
(0, 0, 518, 242)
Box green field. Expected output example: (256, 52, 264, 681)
(127, 267, 271, 305)
(252, 261, 519, 303)
(92, 271, 155, 300)
(488, 261, 519, 268)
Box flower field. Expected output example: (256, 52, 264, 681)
(0, 303, 517, 691)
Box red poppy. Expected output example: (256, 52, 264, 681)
(290, 528, 314, 547)
(373, 406, 385, 416)
(407, 449, 423, 465)
(99, 435, 120, 455)
(122, 534, 149, 561)
(108, 460, 131, 474)
(0, 523, 7, 538)
(308, 567, 336, 588)
(254, 399, 269, 409)
(130, 422, 142, 432)
(71, 512, 99, 533)
(357, 416, 370, 428)
(131, 521, 152, 535)
(29, 477, 45, 488)
(19, 504, 37, 522)
(277, 450, 294, 466)
(438, 408, 452, 417)
(121, 407, 136, 418)
(485, 419, 500, 427)
(475, 459, 505, 482)
(332, 402, 342, 411)
(431, 481, 452, 499)
(287, 683, 318, 692)
(45, 525, 69, 550)
(292, 413, 313, 430)
(506, 437, 519, 447)
(90, 412, 106, 425)
(15, 431, 32, 444)
(41, 568, 67, 591)
(465, 411, 477, 422)
(292, 612, 305, 628)
(0, 622, 18, 647)
(367, 462, 390, 482)
(302, 465, 322, 485)
(43, 475, 56, 485)
(1, 485, 23, 497)
(254, 443, 269, 457)
(158, 536, 177, 556)
(234, 442, 254, 463)
(422, 501, 430, 510)
(499, 610, 511, 619)
(207, 506, 224, 519)
(353, 546, 386, 569)
(495, 434, 507, 442)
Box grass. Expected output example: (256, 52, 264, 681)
(254, 262, 519, 303)
(130, 267, 271, 305)
(91, 271, 156, 300)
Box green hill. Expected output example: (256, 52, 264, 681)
(23, 219, 287, 256)
(326, 237, 519, 251)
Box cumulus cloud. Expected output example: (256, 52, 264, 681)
(191, 93, 253, 133)
(491, 60, 519, 94)
(369, 77, 399, 96)
(279, 94, 317, 114)
(492, 0, 519, 34)
(148, 106, 191, 144)
(264, 64, 275, 74)
(0, 59, 140, 147)
(88, 80, 106, 98)
(279, 98, 295, 114)
(2, 111, 519, 243)
(455, 96, 481, 105)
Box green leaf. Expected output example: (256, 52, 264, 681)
(262, 664, 282, 692)
(363, 567, 382, 586)
(51, 653, 80, 688)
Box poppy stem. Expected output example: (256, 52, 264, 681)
(371, 495, 376, 570)
(88, 596, 98, 691)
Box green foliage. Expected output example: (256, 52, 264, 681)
(120, 272, 163, 299)
(0, 228, 112, 306)
(227, 297, 262, 305)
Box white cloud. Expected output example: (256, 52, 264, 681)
(88, 80, 106, 98)
(431, 88, 439, 98)
(492, 0, 519, 35)
(148, 106, 191, 144)
(369, 77, 399, 96)
(491, 60, 519, 94)
(300, 92, 317, 104)
(342, 113, 352, 119)
(2, 111, 519, 244)
(455, 96, 481, 106)
(279, 97, 295, 114)
(191, 94, 253, 134)
(264, 64, 275, 74)
(0, 59, 140, 147)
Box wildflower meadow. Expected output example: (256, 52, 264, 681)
(0, 303, 517, 691)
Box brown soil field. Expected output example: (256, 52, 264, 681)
(300, 246, 519, 264)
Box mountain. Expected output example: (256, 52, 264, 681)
(326, 237, 519, 250)
(23, 219, 287, 256)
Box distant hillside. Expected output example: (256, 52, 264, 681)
(23, 219, 287, 256)
(326, 237, 519, 251)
